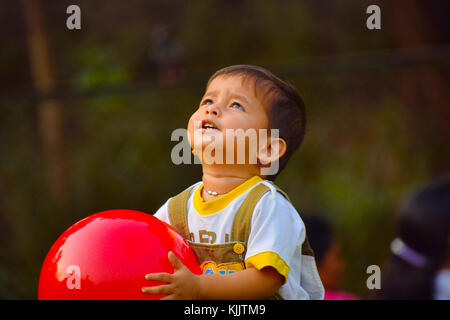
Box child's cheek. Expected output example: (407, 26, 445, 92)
(186, 113, 198, 148)
(187, 119, 193, 148)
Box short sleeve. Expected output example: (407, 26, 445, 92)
(153, 182, 201, 227)
(244, 189, 305, 283)
(153, 198, 171, 225)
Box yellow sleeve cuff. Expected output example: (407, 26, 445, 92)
(245, 251, 289, 283)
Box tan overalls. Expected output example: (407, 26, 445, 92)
(168, 182, 315, 300)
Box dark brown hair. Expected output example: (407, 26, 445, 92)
(207, 65, 306, 180)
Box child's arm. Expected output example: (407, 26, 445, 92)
(142, 251, 284, 300)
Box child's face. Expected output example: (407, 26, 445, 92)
(187, 74, 270, 159)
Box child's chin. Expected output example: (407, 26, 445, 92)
(199, 132, 222, 143)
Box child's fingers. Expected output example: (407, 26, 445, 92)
(168, 251, 184, 270)
(145, 272, 173, 283)
(160, 294, 176, 300)
(141, 284, 172, 295)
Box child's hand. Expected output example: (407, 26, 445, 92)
(142, 251, 201, 300)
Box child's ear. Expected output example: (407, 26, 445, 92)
(257, 137, 287, 165)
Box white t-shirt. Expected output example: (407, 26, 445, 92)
(154, 176, 324, 300)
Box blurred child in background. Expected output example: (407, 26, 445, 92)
(375, 175, 450, 300)
(302, 214, 359, 300)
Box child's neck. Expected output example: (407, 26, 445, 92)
(201, 165, 259, 202)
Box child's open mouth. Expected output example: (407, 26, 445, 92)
(201, 120, 220, 132)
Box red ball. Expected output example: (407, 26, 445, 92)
(38, 209, 201, 300)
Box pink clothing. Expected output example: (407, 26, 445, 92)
(324, 289, 359, 300)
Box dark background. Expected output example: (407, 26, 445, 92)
(0, 0, 449, 299)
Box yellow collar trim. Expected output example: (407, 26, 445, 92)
(193, 176, 263, 215)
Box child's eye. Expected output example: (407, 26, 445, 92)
(202, 99, 213, 106)
(230, 102, 244, 111)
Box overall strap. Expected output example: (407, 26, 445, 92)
(231, 181, 315, 258)
(267, 181, 291, 203)
(231, 181, 293, 244)
(168, 185, 196, 240)
(268, 181, 314, 257)
(301, 236, 315, 257)
(230, 183, 270, 243)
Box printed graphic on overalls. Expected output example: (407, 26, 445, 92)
(201, 261, 245, 275)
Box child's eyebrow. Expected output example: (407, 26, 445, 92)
(231, 92, 251, 105)
(203, 90, 251, 105)
(203, 90, 219, 98)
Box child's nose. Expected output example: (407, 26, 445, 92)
(205, 103, 221, 117)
